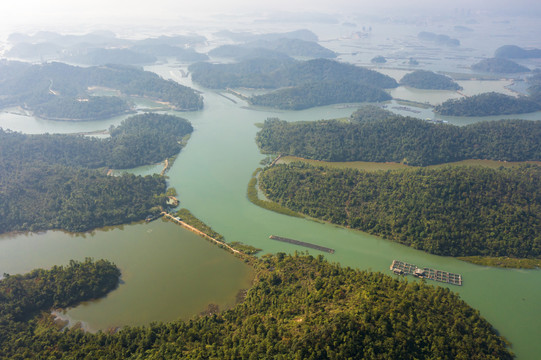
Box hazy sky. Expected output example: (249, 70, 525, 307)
(1, 0, 540, 30)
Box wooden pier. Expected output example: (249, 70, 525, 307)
(390, 260, 462, 286)
(269, 235, 335, 254)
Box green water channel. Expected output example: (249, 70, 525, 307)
(0, 66, 539, 358)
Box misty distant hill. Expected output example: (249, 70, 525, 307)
(472, 57, 530, 73)
(7, 30, 126, 47)
(400, 70, 462, 90)
(209, 38, 336, 60)
(214, 29, 318, 42)
(4, 31, 208, 65)
(0, 61, 203, 120)
(64, 48, 157, 66)
(249, 81, 391, 110)
(131, 44, 209, 62)
(494, 45, 541, 59)
(434, 92, 540, 116)
(418, 31, 460, 47)
(208, 46, 293, 61)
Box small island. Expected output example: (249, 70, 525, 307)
(434, 92, 541, 116)
(371, 55, 387, 64)
(189, 58, 398, 90)
(209, 38, 337, 60)
(471, 57, 530, 74)
(400, 70, 462, 90)
(0, 61, 203, 120)
(418, 31, 460, 46)
(249, 81, 391, 110)
(494, 45, 541, 59)
(5, 30, 209, 65)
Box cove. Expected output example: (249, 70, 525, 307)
(0, 220, 254, 332)
(0, 63, 539, 358)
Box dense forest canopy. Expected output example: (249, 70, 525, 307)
(0, 113, 192, 233)
(0, 113, 193, 169)
(32, 95, 132, 120)
(434, 92, 541, 116)
(471, 58, 530, 73)
(0, 254, 513, 359)
(249, 81, 391, 110)
(0, 258, 121, 320)
(189, 58, 398, 89)
(256, 112, 541, 166)
(0, 61, 203, 119)
(0, 165, 169, 233)
(258, 163, 541, 259)
(399, 70, 462, 90)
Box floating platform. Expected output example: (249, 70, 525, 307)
(390, 260, 462, 286)
(269, 235, 335, 254)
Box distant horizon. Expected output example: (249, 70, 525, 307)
(1, 0, 540, 34)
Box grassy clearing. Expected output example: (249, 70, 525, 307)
(458, 256, 541, 269)
(277, 156, 541, 172)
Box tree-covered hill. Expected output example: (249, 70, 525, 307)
(418, 32, 460, 46)
(494, 45, 541, 59)
(249, 81, 391, 110)
(209, 38, 337, 60)
(189, 58, 398, 89)
(208, 45, 293, 61)
(0, 254, 513, 359)
(400, 70, 462, 90)
(0, 61, 203, 119)
(0, 113, 192, 233)
(214, 28, 319, 43)
(256, 113, 541, 166)
(258, 162, 540, 259)
(0, 113, 193, 169)
(65, 48, 158, 66)
(471, 58, 530, 73)
(434, 92, 541, 116)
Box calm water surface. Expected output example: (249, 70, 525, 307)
(0, 63, 539, 358)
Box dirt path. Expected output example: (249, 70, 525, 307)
(160, 159, 169, 175)
(161, 212, 241, 255)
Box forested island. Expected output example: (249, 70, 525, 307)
(249, 81, 391, 110)
(0, 254, 513, 359)
(434, 92, 541, 116)
(417, 32, 460, 47)
(189, 58, 398, 89)
(5, 31, 208, 65)
(208, 38, 337, 60)
(0, 61, 203, 120)
(471, 58, 530, 73)
(494, 45, 541, 59)
(399, 70, 462, 90)
(214, 28, 318, 42)
(256, 110, 541, 166)
(0, 113, 193, 233)
(258, 162, 540, 259)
